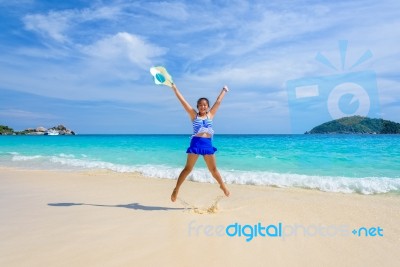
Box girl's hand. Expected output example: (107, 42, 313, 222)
(223, 85, 229, 92)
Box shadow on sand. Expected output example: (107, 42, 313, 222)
(48, 202, 184, 211)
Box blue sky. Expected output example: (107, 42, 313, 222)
(0, 0, 399, 134)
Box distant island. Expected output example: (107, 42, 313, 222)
(0, 124, 75, 135)
(305, 116, 400, 134)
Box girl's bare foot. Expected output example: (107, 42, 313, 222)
(220, 185, 230, 197)
(171, 188, 179, 202)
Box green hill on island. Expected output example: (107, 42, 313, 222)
(306, 116, 400, 134)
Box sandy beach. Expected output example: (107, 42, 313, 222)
(0, 167, 399, 267)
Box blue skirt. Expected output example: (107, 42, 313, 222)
(186, 137, 217, 155)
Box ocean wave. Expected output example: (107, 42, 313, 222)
(12, 154, 43, 161)
(2, 152, 400, 195)
(49, 155, 137, 172)
(219, 171, 400, 195)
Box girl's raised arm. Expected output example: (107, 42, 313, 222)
(209, 85, 229, 119)
(171, 83, 197, 120)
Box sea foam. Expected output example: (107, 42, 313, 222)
(5, 152, 400, 195)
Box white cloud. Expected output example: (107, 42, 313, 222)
(143, 1, 189, 21)
(22, 5, 122, 43)
(24, 11, 71, 42)
(80, 5, 122, 21)
(81, 32, 167, 67)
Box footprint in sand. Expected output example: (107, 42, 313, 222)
(178, 195, 225, 214)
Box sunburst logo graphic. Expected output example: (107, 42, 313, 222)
(286, 40, 380, 133)
(315, 40, 373, 72)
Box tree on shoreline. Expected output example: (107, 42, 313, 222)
(0, 125, 14, 135)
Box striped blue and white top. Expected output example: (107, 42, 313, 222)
(192, 114, 214, 137)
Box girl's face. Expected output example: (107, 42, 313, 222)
(197, 100, 209, 114)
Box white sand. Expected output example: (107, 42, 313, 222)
(0, 167, 399, 267)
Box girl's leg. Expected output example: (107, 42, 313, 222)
(171, 153, 199, 202)
(203, 154, 230, 197)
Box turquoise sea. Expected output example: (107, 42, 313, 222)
(1, 134, 399, 195)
